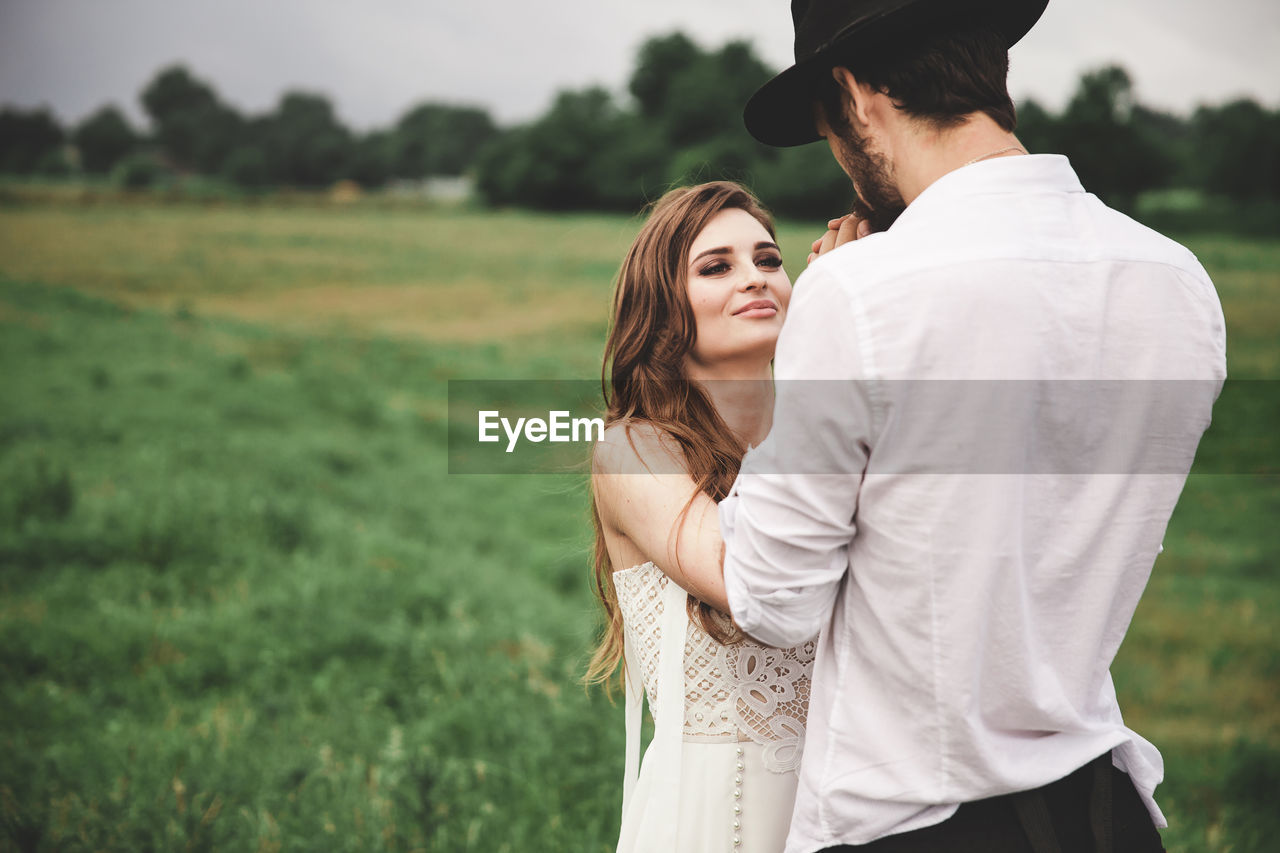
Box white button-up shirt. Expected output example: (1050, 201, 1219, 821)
(720, 154, 1226, 852)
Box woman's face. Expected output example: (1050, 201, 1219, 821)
(684, 207, 792, 370)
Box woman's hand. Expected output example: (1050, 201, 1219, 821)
(807, 214, 871, 265)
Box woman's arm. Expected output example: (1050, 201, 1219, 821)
(592, 422, 729, 613)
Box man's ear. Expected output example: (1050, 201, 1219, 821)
(831, 66, 874, 127)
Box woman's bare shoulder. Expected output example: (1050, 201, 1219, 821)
(592, 419, 686, 477)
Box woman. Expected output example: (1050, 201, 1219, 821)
(586, 182, 815, 852)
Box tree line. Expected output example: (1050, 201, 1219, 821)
(0, 66, 497, 193)
(2, 32, 1278, 220)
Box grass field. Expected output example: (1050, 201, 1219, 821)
(1, 198, 1277, 852)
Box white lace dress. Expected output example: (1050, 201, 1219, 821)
(614, 561, 816, 853)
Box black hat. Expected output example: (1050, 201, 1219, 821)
(744, 0, 1049, 147)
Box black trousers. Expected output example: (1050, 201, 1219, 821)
(820, 753, 1165, 853)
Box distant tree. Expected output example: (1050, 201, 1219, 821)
(1190, 99, 1280, 200)
(0, 107, 65, 173)
(36, 148, 76, 177)
(141, 65, 218, 121)
(476, 87, 649, 210)
(477, 33, 833, 214)
(220, 145, 270, 189)
(391, 103, 496, 178)
(1017, 89, 1188, 195)
(627, 34, 777, 200)
(1130, 104, 1193, 186)
(678, 41, 772, 144)
(350, 130, 395, 188)
(1054, 65, 1175, 209)
(583, 114, 671, 209)
(112, 152, 169, 189)
(1067, 66, 1135, 125)
(476, 32, 790, 212)
(629, 32, 701, 119)
(140, 65, 243, 172)
(1014, 98, 1057, 154)
(665, 134, 760, 186)
(258, 92, 352, 187)
(73, 105, 139, 173)
(636, 39, 773, 148)
(474, 88, 608, 209)
(751, 143, 853, 221)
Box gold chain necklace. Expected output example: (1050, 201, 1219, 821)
(962, 145, 1027, 167)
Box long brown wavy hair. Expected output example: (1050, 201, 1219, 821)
(584, 181, 778, 690)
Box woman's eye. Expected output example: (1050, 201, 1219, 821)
(700, 262, 729, 276)
(757, 254, 783, 269)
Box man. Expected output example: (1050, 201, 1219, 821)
(718, 1, 1227, 851)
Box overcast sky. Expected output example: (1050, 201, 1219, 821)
(1, 0, 1277, 132)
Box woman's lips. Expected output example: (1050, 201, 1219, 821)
(733, 299, 778, 318)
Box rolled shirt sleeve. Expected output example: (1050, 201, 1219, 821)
(720, 261, 876, 648)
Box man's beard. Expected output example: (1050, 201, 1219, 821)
(841, 143, 905, 234)
(826, 104, 906, 233)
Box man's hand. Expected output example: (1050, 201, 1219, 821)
(807, 214, 871, 265)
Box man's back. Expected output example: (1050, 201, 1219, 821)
(720, 154, 1226, 850)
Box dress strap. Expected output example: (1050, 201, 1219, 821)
(649, 575, 689, 845)
(621, 629, 642, 815)
(615, 571, 689, 852)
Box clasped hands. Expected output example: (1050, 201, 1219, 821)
(807, 213, 873, 265)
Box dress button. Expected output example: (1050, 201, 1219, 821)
(736, 746, 744, 757)
(733, 788, 742, 799)
(733, 835, 741, 846)
(733, 818, 741, 830)
(735, 761, 745, 771)
(733, 804, 742, 815)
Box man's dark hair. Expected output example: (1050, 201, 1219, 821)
(820, 27, 1017, 133)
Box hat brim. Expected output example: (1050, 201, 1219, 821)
(744, 59, 831, 149)
(744, 0, 1050, 148)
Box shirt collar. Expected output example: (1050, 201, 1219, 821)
(888, 154, 1084, 233)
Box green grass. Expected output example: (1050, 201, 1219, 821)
(0, 200, 1277, 852)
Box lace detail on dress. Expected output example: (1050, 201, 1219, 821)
(614, 562, 815, 773)
(726, 639, 816, 772)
